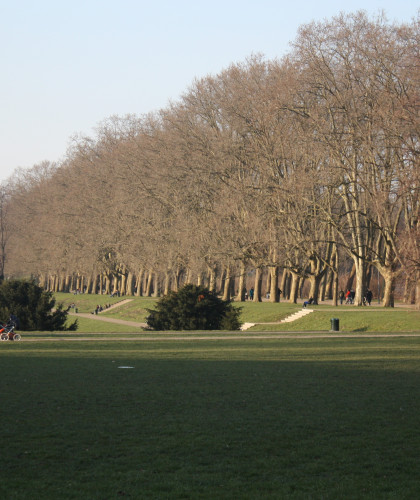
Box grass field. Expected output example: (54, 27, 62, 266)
(1, 336, 420, 499)
(3, 294, 418, 498)
(53, 293, 420, 334)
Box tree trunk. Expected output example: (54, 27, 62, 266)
(320, 269, 328, 301)
(85, 275, 92, 294)
(208, 266, 217, 293)
(288, 271, 300, 304)
(135, 269, 144, 296)
(238, 260, 247, 301)
(265, 270, 271, 299)
(222, 266, 231, 301)
(280, 269, 288, 300)
(119, 272, 127, 296)
(64, 275, 71, 293)
(39, 274, 47, 290)
(163, 271, 171, 295)
(173, 268, 181, 292)
(345, 263, 356, 292)
(126, 272, 134, 296)
(104, 275, 111, 295)
(145, 270, 153, 297)
(253, 268, 263, 302)
(152, 272, 160, 297)
(308, 256, 327, 305)
(352, 257, 367, 306)
(308, 274, 322, 305)
(185, 268, 193, 285)
(269, 266, 279, 302)
(90, 273, 98, 295)
(382, 269, 395, 307)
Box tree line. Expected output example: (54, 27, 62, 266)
(1, 12, 419, 307)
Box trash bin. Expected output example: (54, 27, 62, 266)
(330, 318, 339, 332)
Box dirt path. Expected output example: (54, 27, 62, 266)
(20, 332, 420, 342)
(25, 299, 417, 341)
(101, 299, 133, 311)
(68, 311, 147, 328)
(68, 299, 147, 328)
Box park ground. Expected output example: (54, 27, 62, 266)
(1, 296, 419, 498)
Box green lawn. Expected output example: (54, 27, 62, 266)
(53, 293, 420, 334)
(54, 292, 130, 314)
(1, 337, 420, 498)
(250, 307, 420, 333)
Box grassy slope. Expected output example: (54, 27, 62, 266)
(53, 293, 420, 333)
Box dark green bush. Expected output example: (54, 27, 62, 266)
(0, 279, 77, 331)
(146, 284, 242, 331)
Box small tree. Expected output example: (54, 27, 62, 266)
(146, 284, 242, 331)
(0, 279, 77, 331)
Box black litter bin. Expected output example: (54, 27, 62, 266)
(330, 318, 339, 332)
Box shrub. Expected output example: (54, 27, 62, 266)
(0, 279, 77, 331)
(146, 284, 242, 331)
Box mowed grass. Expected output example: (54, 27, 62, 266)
(53, 293, 420, 334)
(2, 337, 420, 499)
(54, 292, 131, 314)
(251, 307, 420, 333)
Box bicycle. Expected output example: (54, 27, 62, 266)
(0, 322, 21, 341)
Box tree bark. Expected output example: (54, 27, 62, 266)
(135, 269, 144, 296)
(126, 272, 134, 296)
(222, 266, 231, 301)
(288, 271, 300, 304)
(269, 266, 279, 302)
(238, 260, 247, 301)
(253, 268, 263, 302)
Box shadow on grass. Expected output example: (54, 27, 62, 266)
(1, 346, 420, 498)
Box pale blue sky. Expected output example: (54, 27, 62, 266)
(0, 0, 418, 181)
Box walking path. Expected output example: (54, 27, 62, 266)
(60, 299, 418, 337)
(101, 299, 134, 311)
(69, 312, 147, 328)
(21, 333, 420, 342)
(68, 299, 147, 328)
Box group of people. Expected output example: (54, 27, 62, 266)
(339, 289, 373, 305)
(92, 304, 112, 315)
(242, 287, 374, 305)
(244, 288, 283, 301)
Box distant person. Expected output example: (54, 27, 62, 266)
(249, 287, 254, 300)
(345, 290, 351, 304)
(9, 313, 19, 329)
(365, 289, 373, 306)
(339, 290, 345, 305)
(303, 297, 314, 308)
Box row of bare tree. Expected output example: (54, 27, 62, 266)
(1, 12, 419, 307)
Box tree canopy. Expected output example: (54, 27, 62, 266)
(0, 279, 77, 331)
(146, 284, 242, 331)
(1, 12, 419, 308)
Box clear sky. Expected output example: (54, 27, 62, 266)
(0, 0, 418, 182)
